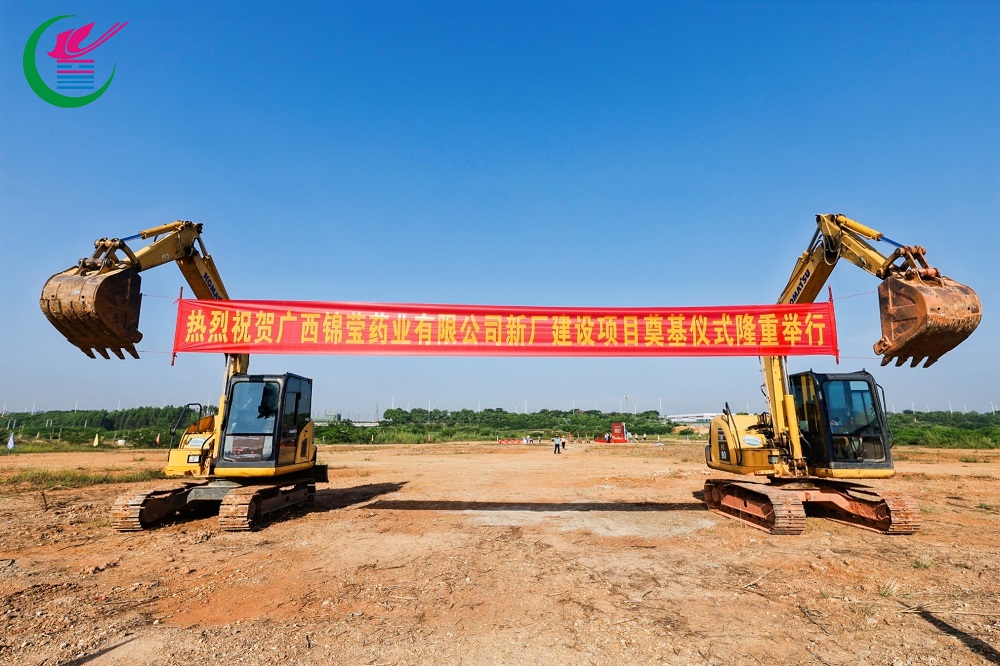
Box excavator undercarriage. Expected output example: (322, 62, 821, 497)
(110, 472, 325, 532)
(702, 478, 921, 535)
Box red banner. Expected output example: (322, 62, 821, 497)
(172, 299, 838, 358)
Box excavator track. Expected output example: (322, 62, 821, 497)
(798, 482, 921, 535)
(110, 482, 199, 531)
(110, 494, 149, 532)
(703, 478, 921, 535)
(217, 480, 316, 531)
(873, 492, 922, 534)
(217, 485, 262, 531)
(703, 479, 807, 535)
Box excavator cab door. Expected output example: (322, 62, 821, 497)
(790, 371, 895, 476)
(216, 373, 314, 471)
(219, 377, 282, 467)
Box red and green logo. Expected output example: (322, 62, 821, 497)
(23, 15, 128, 108)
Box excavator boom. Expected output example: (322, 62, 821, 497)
(39, 221, 321, 532)
(779, 214, 981, 369)
(704, 213, 982, 535)
(39, 221, 231, 360)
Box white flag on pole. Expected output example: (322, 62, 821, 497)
(6, 433, 13, 451)
(93, 433, 100, 447)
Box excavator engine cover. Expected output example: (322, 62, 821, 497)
(874, 274, 981, 368)
(39, 266, 143, 360)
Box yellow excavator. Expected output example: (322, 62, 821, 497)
(39, 221, 328, 531)
(703, 214, 981, 534)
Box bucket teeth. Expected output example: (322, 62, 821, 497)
(875, 275, 981, 368)
(39, 266, 144, 360)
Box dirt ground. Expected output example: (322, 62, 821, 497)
(2, 440, 999, 666)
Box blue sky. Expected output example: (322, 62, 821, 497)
(2, 1, 997, 419)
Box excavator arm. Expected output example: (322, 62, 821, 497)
(40, 220, 252, 483)
(41, 222, 327, 532)
(40, 220, 246, 369)
(704, 213, 980, 534)
(778, 214, 980, 366)
(760, 213, 981, 472)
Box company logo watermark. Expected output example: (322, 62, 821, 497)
(23, 15, 128, 108)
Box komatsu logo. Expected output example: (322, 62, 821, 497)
(203, 272, 222, 299)
(789, 268, 811, 303)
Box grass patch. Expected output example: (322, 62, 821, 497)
(0, 468, 165, 491)
(2, 441, 119, 454)
(911, 558, 932, 570)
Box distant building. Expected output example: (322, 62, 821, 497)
(666, 413, 720, 425)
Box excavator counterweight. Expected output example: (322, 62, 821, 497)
(875, 274, 981, 368)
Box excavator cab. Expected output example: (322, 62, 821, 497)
(217, 373, 316, 473)
(789, 371, 894, 478)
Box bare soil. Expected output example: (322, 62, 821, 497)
(2, 440, 999, 665)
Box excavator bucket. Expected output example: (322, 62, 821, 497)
(874, 274, 981, 368)
(39, 266, 143, 359)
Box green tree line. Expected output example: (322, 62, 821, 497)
(3, 404, 216, 447)
(887, 410, 1000, 449)
(4, 405, 998, 449)
(314, 407, 678, 444)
